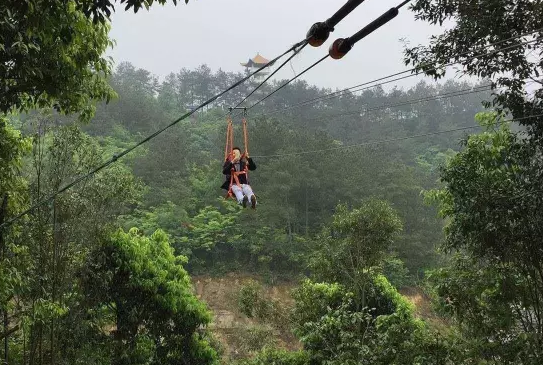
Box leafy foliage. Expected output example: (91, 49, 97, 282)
(81, 228, 217, 365)
(406, 0, 543, 139)
(291, 279, 452, 365)
(0, 115, 31, 212)
(236, 280, 291, 335)
(309, 200, 402, 309)
(405, 3, 543, 361)
(1, 115, 143, 364)
(0, 1, 115, 120)
(426, 112, 543, 363)
(82, 0, 189, 23)
(236, 348, 309, 365)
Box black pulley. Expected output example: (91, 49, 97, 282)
(306, 0, 368, 47)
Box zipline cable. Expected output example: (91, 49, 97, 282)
(261, 29, 543, 116)
(248, 55, 331, 110)
(248, 0, 413, 110)
(0, 38, 309, 230)
(252, 113, 543, 158)
(0, 0, 382, 230)
(307, 84, 494, 122)
(281, 28, 543, 113)
(323, 38, 539, 95)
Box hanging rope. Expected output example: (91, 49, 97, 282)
(242, 116, 249, 157)
(224, 115, 234, 161)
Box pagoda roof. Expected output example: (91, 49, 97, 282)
(252, 54, 269, 64)
(241, 53, 270, 67)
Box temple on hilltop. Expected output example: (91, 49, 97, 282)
(241, 53, 271, 80)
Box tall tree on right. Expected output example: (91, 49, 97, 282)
(407, 2, 543, 363)
(426, 113, 543, 363)
(405, 0, 543, 138)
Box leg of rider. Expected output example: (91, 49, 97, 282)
(231, 185, 244, 204)
(241, 184, 256, 205)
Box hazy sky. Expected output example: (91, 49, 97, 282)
(108, 0, 446, 90)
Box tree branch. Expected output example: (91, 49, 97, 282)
(0, 325, 20, 341)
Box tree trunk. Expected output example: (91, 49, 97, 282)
(1, 194, 9, 365)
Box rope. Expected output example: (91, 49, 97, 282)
(251, 114, 543, 158)
(224, 116, 234, 161)
(243, 117, 249, 156)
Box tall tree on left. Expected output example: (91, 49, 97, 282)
(0, 0, 189, 120)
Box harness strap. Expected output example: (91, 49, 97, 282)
(224, 116, 234, 161)
(242, 117, 249, 157)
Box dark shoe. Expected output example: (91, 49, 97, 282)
(242, 196, 248, 208)
(251, 195, 257, 209)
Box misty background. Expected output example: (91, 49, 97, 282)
(108, 0, 448, 90)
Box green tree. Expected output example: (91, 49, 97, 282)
(2, 115, 142, 365)
(0, 115, 31, 211)
(291, 279, 451, 365)
(405, 0, 543, 139)
(1, 0, 196, 118)
(310, 200, 402, 309)
(427, 112, 543, 363)
(0, 117, 31, 365)
(1, 1, 114, 120)
(81, 228, 217, 365)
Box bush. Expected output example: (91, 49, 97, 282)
(236, 347, 309, 365)
(80, 228, 217, 365)
(237, 280, 292, 333)
(230, 325, 277, 359)
(382, 255, 412, 289)
(238, 280, 267, 319)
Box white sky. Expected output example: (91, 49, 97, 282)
(108, 0, 446, 90)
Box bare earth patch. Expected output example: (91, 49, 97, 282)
(192, 273, 300, 362)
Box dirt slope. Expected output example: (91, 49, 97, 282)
(193, 273, 447, 362)
(192, 273, 300, 362)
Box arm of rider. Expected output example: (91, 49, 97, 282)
(222, 160, 233, 175)
(247, 155, 257, 171)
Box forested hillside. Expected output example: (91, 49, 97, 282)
(81, 62, 489, 279)
(1, 1, 542, 364)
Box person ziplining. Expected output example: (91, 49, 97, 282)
(221, 108, 257, 209)
(222, 147, 257, 208)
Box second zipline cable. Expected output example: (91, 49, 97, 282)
(262, 29, 543, 116)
